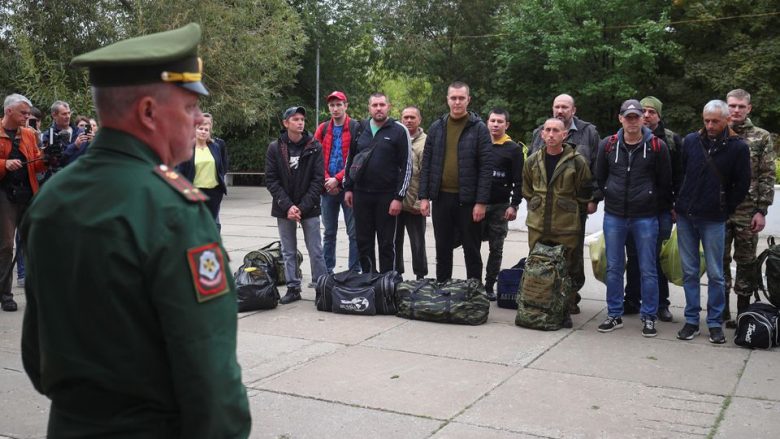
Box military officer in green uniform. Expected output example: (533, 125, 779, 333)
(722, 88, 775, 327)
(20, 23, 251, 438)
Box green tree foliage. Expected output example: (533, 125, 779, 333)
(495, 0, 681, 141)
(667, 0, 780, 134)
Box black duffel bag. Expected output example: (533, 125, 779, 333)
(315, 267, 402, 315)
(734, 300, 779, 350)
(235, 264, 280, 312)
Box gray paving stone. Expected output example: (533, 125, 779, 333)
(735, 349, 780, 401)
(530, 329, 748, 395)
(0, 356, 48, 439)
(430, 422, 540, 439)
(457, 368, 722, 438)
(361, 318, 567, 366)
(236, 331, 343, 384)
(238, 301, 407, 345)
(714, 396, 780, 439)
(247, 390, 441, 439)
(255, 345, 516, 419)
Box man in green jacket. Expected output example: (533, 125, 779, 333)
(21, 24, 251, 438)
(523, 118, 593, 326)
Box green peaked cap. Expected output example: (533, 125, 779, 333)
(71, 23, 208, 96)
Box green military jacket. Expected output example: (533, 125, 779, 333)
(21, 129, 251, 438)
(731, 118, 775, 221)
(523, 143, 593, 235)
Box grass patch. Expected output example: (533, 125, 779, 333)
(707, 395, 732, 439)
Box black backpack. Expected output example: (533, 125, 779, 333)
(745, 236, 780, 308)
(496, 258, 525, 309)
(734, 301, 779, 350)
(234, 264, 280, 312)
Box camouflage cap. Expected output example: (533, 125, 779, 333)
(70, 23, 208, 96)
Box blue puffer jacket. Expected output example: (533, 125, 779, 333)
(675, 127, 750, 221)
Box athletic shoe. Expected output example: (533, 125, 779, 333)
(677, 323, 700, 340)
(641, 319, 657, 337)
(597, 316, 623, 332)
(709, 327, 726, 344)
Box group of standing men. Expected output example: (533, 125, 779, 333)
(266, 83, 775, 343)
(266, 82, 527, 306)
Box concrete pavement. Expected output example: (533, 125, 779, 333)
(1, 186, 778, 438)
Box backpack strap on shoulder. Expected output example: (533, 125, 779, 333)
(604, 134, 618, 154)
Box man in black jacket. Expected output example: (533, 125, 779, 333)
(593, 99, 672, 337)
(419, 82, 493, 282)
(344, 93, 412, 274)
(675, 100, 750, 344)
(265, 106, 327, 303)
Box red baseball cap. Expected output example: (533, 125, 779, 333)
(326, 91, 347, 102)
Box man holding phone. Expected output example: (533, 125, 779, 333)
(41, 100, 89, 169)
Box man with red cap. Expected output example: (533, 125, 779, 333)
(314, 91, 360, 273)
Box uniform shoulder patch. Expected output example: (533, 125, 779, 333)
(153, 164, 209, 203)
(187, 242, 230, 302)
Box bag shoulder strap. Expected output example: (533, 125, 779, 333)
(698, 137, 726, 186)
(260, 240, 281, 251)
(604, 134, 618, 154)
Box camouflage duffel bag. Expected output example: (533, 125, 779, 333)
(396, 278, 489, 325)
(244, 241, 303, 286)
(515, 242, 570, 331)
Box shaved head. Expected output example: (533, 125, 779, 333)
(554, 94, 575, 106)
(552, 94, 576, 128)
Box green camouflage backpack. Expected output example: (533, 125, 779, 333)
(243, 241, 302, 286)
(515, 242, 570, 331)
(396, 278, 490, 325)
(745, 236, 780, 308)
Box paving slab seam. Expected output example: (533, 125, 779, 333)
(522, 366, 738, 399)
(242, 343, 350, 388)
(430, 421, 558, 439)
(706, 350, 752, 438)
(246, 388, 449, 423)
(350, 342, 529, 368)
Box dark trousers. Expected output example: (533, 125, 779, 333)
(431, 191, 483, 281)
(353, 191, 399, 273)
(395, 211, 428, 278)
(200, 186, 224, 231)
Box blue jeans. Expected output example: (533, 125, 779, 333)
(677, 215, 726, 328)
(321, 192, 359, 273)
(277, 216, 327, 289)
(624, 211, 672, 308)
(604, 213, 659, 320)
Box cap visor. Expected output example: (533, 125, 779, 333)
(179, 81, 209, 96)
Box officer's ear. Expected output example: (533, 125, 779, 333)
(137, 96, 157, 131)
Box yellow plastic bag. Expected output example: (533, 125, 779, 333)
(589, 232, 607, 284)
(660, 226, 706, 286)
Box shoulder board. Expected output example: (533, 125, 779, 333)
(152, 165, 209, 203)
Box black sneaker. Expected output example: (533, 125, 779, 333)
(709, 327, 726, 344)
(724, 319, 737, 329)
(569, 303, 581, 315)
(657, 307, 673, 322)
(484, 283, 496, 301)
(1, 298, 18, 312)
(677, 323, 700, 340)
(641, 319, 657, 337)
(561, 314, 573, 329)
(597, 316, 623, 332)
(280, 288, 301, 304)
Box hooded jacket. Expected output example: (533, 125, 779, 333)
(265, 131, 324, 219)
(419, 111, 493, 203)
(675, 127, 751, 222)
(523, 143, 592, 236)
(594, 126, 672, 218)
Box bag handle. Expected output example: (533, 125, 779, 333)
(260, 240, 281, 251)
(512, 257, 526, 269)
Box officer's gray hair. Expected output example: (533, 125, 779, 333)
(726, 89, 751, 104)
(702, 100, 729, 118)
(92, 84, 171, 121)
(3, 94, 33, 112)
(50, 100, 70, 115)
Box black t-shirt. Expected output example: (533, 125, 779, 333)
(545, 150, 563, 185)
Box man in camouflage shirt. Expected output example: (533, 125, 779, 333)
(723, 88, 775, 327)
